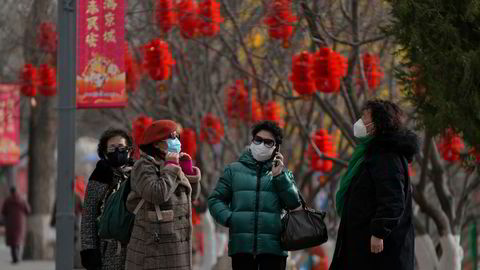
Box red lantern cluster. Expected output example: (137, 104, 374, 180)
(289, 51, 315, 95)
(38, 64, 56, 96)
(125, 44, 140, 92)
(313, 48, 347, 93)
(308, 129, 337, 172)
(437, 130, 465, 162)
(143, 39, 176, 81)
(37, 22, 57, 54)
(155, 0, 177, 34)
(362, 53, 383, 89)
(178, 0, 201, 39)
(180, 128, 197, 159)
(20, 64, 37, 97)
(225, 80, 263, 123)
(263, 101, 284, 128)
(264, 0, 297, 47)
(198, 0, 224, 37)
(200, 113, 224, 144)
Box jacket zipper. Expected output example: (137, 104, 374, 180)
(253, 164, 262, 257)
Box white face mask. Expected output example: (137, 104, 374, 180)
(353, 118, 373, 138)
(250, 143, 275, 162)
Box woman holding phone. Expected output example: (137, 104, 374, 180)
(208, 120, 301, 270)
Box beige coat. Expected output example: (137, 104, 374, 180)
(125, 155, 201, 270)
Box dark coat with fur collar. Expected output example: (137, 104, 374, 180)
(330, 130, 419, 270)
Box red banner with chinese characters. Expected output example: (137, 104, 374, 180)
(0, 85, 20, 165)
(76, 0, 127, 108)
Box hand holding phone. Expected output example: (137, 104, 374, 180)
(272, 147, 284, 177)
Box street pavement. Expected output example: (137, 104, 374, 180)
(0, 236, 55, 270)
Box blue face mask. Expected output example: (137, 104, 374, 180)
(166, 138, 182, 153)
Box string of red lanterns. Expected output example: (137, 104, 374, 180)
(20, 64, 37, 97)
(143, 39, 176, 81)
(362, 53, 383, 90)
(180, 128, 198, 159)
(263, 101, 284, 128)
(308, 129, 337, 173)
(225, 80, 263, 123)
(200, 113, 224, 144)
(178, 0, 201, 39)
(437, 130, 465, 162)
(198, 0, 224, 37)
(290, 51, 315, 95)
(38, 64, 57, 96)
(264, 0, 297, 48)
(313, 48, 347, 93)
(37, 22, 57, 54)
(155, 0, 177, 34)
(125, 44, 140, 92)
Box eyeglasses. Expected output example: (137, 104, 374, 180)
(252, 136, 276, 148)
(167, 133, 180, 140)
(106, 146, 130, 153)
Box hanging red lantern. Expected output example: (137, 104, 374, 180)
(362, 53, 383, 89)
(263, 101, 284, 128)
(180, 128, 197, 158)
(308, 129, 337, 172)
(225, 80, 263, 123)
(437, 130, 465, 162)
(20, 64, 37, 97)
(37, 22, 57, 54)
(155, 0, 177, 34)
(264, 0, 297, 47)
(289, 51, 315, 95)
(198, 0, 224, 37)
(143, 39, 176, 81)
(178, 0, 201, 39)
(200, 113, 224, 144)
(125, 44, 140, 92)
(313, 48, 347, 93)
(38, 64, 56, 96)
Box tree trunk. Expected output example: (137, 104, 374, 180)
(415, 233, 464, 270)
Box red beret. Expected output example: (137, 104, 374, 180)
(141, 120, 177, 146)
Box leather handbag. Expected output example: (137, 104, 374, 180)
(280, 193, 328, 251)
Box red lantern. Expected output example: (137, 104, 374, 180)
(155, 0, 177, 34)
(37, 22, 57, 54)
(362, 53, 383, 89)
(143, 39, 176, 81)
(38, 64, 56, 96)
(313, 48, 347, 93)
(225, 80, 263, 123)
(178, 0, 201, 39)
(125, 44, 140, 92)
(200, 113, 224, 144)
(264, 0, 297, 47)
(198, 0, 224, 37)
(263, 101, 284, 128)
(289, 51, 315, 95)
(180, 128, 197, 159)
(20, 64, 37, 97)
(437, 130, 465, 162)
(308, 129, 337, 172)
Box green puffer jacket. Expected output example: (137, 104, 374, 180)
(208, 150, 301, 257)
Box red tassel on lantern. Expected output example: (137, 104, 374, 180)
(264, 0, 297, 47)
(180, 128, 197, 159)
(198, 0, 224, 37)
(313, 48, 347, 93)
(132, 115, 154, 158)
(437, 130, 465, 162)
(362, 53, 383, 89)
(143, 39, 176, 81)
(263, 101, 284, 128)
(289, 51, 315, 95)
(38, 64, 56, 96)
(125, 44, 140, 92)
(178, 0, 201, 39)
(155, 0, 177, 34)
(20, 64, 37, 97)
(200, 113, 224, 144)
(308, 129, 337, 172)
(37, 22, 57, 54)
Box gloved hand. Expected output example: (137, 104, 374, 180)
(80, 249, 102, 270)
(179, 153, 194, 175)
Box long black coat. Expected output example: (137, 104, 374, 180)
(330, 130, 419, 270)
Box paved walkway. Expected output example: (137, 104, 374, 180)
(0, 236, 54, 270)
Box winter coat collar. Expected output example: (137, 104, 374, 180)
(366, 129, 420, 163)
(238, 149, 273, 171)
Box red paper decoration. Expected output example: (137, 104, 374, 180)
(225, 80, 263, 123)
(20, 64, 37, 97)
(289, 51, 315, 95)
(38, 64, 57, 96)
(362, 53, 383, 89)
(313, 48, 347, 93)
(143, 39, 176, 81)
(308, 129, 337, 172)
(200, 113, 224, 144)
(155, 0, 177, 34)
(178, 0, 201, 39)
(37, 22, 57, 54)
(437, 130, 465, 162)
(125, 44, 140, 92)
(180, 128, 197, 159)
(264, 0, 297, 47)
(263, 101, 284, 128)
(198, 0, 224, 37)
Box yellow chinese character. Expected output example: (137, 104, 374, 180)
(104, 0, 117, 10)
(87, 16, 99, 31)
(86, 32, 99, 48)
(105, 12, 115, 27)
(87, 0, 99, 15)
(103, 30, 116, 43)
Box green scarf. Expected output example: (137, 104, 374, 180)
(335, 136, 373, 215)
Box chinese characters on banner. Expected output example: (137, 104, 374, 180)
(76, 0, 127, 108)
(0, 85, 20, 165)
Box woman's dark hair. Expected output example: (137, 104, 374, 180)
(97, 128, 133, 160)
(139, 144, 156, 157)
(251, 120, 283, 145)
(362, 99, 404, 136)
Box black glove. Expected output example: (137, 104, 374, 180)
(89, 159, 114, 184)
(80, 249, 102, 270)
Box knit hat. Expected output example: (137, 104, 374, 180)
(141, 120, 177, 146)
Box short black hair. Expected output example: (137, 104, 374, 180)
(251, 120, 283, 145)
(362, 99, 404, 136)
(97, 128, 133, 160)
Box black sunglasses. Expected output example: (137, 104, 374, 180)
(168, 133, 180, 140)
(252, 136, 276, 148)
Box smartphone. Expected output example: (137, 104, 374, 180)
(272, 145, 280, 166)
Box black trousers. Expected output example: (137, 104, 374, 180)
(10, 245, 20, 263)
(231, 253, 287, 270)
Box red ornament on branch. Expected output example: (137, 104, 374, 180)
(143, 39, 176, 81)
(37, 22, 57, 54)
(437, 130, 465, 162)
(362, 53, 383, 89)
(308, 129, 337, 172)
(225, 80, 263, 123)
(263, 101, 284, 128)
(313, 48, 347, 93)
(289, 51, 315, 95)
(200, 113, 224, 144)
(20, 64, 37, 97)
(125, 44, 140, 92)
(155, 0, 177, 34)
(180, 128, 197, 158)
(198, 0, 224, 37)
(38, 64, 56, 96)
(264, 0, 297, 47)
(178, 0, 201, 39)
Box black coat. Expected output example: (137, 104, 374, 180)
(330, 130, 419, 270)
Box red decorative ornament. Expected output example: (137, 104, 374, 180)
(155, 0, 177, 34)
(178, 0, 201, 39)
(38, 64, 57, 96)
(143, 39, 176, 81)
(180, 128, 197, 159)
(313, 48, 347, 93)
(263, 101, 284, 128)
(125, 44, 140, 92)
(200, 113, 224, 144)
(362, 53, 383, 89)
(437, 130, 465, 162)
(289, 51, 315, 95)
(132, 115, 154, 158)
(225, 80, 263, 123)
(20, 64, 37, 97)
(264, 0, 297, 47)
(37, 22, 57, 54)
(308, 129, 337, 172)
(198, 0, 224, 37)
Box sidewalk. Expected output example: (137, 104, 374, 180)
(0, 236, 54, 270)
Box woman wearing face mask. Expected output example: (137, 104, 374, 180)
(208, 120, 301, 270)
(125, 120, 201, 270)
(81, 128, 134, 270)
(330, 99, 419, 270)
